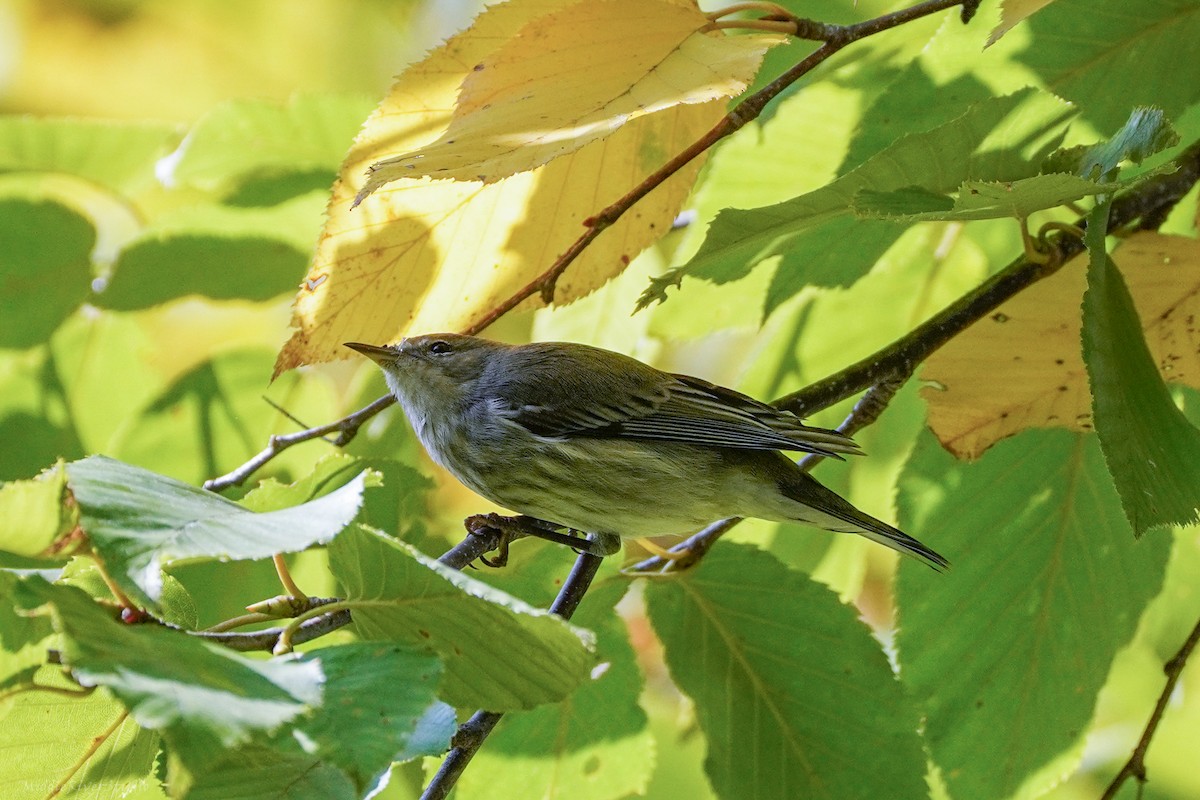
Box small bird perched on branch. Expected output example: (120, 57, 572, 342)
(346, 334, 946, 570)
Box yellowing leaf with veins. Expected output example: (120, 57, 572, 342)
(987, 0, 1057, 46)
(923, 232, 1200, 459)
(276, 0, 770, 375)
(357, 0, 783, 193)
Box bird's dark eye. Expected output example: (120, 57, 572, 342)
(428, 340, 453, 355)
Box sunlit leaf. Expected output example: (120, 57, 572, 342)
(0, 664, 162, 800)
(455, 580, 653, 800)
(1017, 0, 1200, 130)
(328, 525, 595, 710)
(165, 94, 375, 190)
(647, 89, 1072, 307)
(65, 455, 368, 605)
(0, 461, 75, 561)
(0, 198, 94, 349)
(359, 0, 781, 188)
(986, 0, 1058, 46)
(275, 0, 727, 374)
(13, 577, 323, 757)
(96, 194, 324, 310)
(0, 116, 179, 197)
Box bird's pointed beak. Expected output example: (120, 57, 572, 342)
(344, 342, 396, 364)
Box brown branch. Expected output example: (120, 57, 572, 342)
(1101, 614, 1200, 800)
(203, 394, 395, 492)
(775, 138, 1200, 416)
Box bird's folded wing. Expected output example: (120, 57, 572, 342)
(494, 369, 860, 457)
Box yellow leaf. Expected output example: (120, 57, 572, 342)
(923, 232, 1200, 458)
(357, 0, 783, 191)
(986, 0, 1057, 46)
(275, 0, 752, 375)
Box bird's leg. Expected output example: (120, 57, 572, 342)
(464, 513, 512, 568)
(463, 514, 620, 564)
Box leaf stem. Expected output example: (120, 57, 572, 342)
(272, 599, 357, 655)
(272, 554, 308, 603)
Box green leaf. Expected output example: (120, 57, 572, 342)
(854, 173, 1132, 222)
(184, 744, 357, 800)
(184, 642, 453, 798)
(65, 455, 367, 606)
(1018, 0, 1200, 131)
(296, 642, 451, 789)
(165, 94, 375, 190)
(328, 525, 595, 710)
(656, 89, 1070, 305)
(645, 544, 928, 800)
(12, 577, 322, 757)
(0, 664, 163, 800)
(0, 116, 180, 197)
(109, 348, 331, 486)
(1074, 107, 1179, 180)
(841, 64, 993, 174)
(239, 453, 382, 512)
(96, 196, 323, 310)
(896, 430, 1171, 800)
(1082, 203, 1200, 533)
(455, 579, 654, 800)
(0, 461, 73, 560)
(0, 198, 94, 348)
(0, 571, 55, 688)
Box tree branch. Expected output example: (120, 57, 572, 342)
(776, 138, 1200, 416)
(1101, 613, 1200, 800)
(203, 394, 395, 492)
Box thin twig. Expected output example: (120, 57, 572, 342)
(1101, 614, 1200, 800)
(203, 394, 395, 492)
(420, 552, 604, 800)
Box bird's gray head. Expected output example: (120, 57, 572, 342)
(344, 334, 505, 405)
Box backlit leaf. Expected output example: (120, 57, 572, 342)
(923, 232, 1200, 458)
(275, 0, 728, 374)
(65, 455, 367, 606)
(359, 0, 781, 187)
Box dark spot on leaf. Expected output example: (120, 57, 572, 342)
(418, 629, 431, 639)
(992, 313, 1009, 323)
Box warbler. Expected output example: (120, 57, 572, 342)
(345, 334, 946, 570)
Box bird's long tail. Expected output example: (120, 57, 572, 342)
(781, 472, 948, 571)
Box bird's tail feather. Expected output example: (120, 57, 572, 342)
(781, 473, 948, 571)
